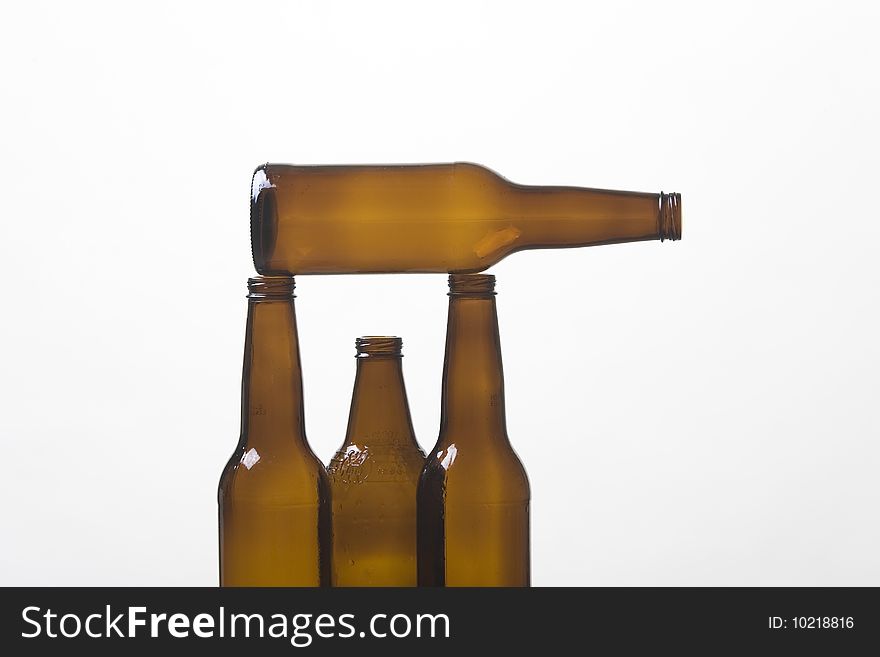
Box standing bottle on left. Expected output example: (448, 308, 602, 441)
(218, 276, 330, 586)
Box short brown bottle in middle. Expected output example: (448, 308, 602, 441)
(328, 336, 425, 586)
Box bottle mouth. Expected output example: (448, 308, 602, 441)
(356, 336, 403, 357)
(448, 273, 496, 296)
(659, 192, 682, 241)
(251, 164, 279, 274)
(247, 275, 295, 299)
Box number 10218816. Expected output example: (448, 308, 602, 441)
(768, 616, 854, 630)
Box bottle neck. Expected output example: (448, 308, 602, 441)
(505, 184, 680, 246)
(345, 356, 417, 447)
(240, 297, 308, 452)
(440, 294, 508, 441)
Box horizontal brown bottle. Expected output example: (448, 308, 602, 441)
(328, 337, 425, 587)
(218, 276, 330, 587)
(418, 274, 530, 586)
(251, 162, 681, 274)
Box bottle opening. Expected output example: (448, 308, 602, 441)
(356, 336, 403, 357)
(659, 192, 682, 241)
(448, 273, 496, 296)
(247, 275, 296, 299)
(250, 164, 279, 274)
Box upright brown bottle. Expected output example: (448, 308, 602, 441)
(328, 337, 425, 586)
(251, 162, 681, 274)
(218, 276, 330, 587)
(418, 274, 530, 586)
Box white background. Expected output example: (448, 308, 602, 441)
(1, 1, 878, 586)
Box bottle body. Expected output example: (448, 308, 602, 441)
(218, 276, 330, 587)
(328, 337, 425, 586)
(418, 274, 530, 586)
(251, 162, 681, 274)
(219, 460, 329, 586)
(418, 442, 530, 587)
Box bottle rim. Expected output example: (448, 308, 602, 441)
(250, 164, 278, 274)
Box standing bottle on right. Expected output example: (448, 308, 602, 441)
(418, 273, 530, 587)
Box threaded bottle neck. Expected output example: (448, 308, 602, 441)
(441, 274, 507, 439)
(356, 336, 403, 358)
(239, 276, 307, 452)
(344, 336, 418, 453)
(448, 273, 496, 296)
(658, 192, 682, 241)
(247, 275, 295, 300)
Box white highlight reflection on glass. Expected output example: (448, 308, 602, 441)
(440, 444, 457, 470)
(241, 448, 261, 470)
(251, 168, 274, 203)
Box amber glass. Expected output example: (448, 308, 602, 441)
(328, 337, 425, 586)
(218, 276, 330, 586)
(418, 274, 530, 586)
(251, 161, 681, 274)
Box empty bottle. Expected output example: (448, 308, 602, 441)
(418, 274, 530, 586)
(328, 337, 425, 586)
(218, 276, 330, 586)
(251, 161, 681, 274)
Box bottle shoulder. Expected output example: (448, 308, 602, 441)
(219, 442, 328, 503)
(420, 438, 530, 500)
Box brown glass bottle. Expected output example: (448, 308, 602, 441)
(418, 274, 530, 586)
(328, 337, 425, 586)
(218, 276, 330, 587)
(251, 161, 681, 274)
